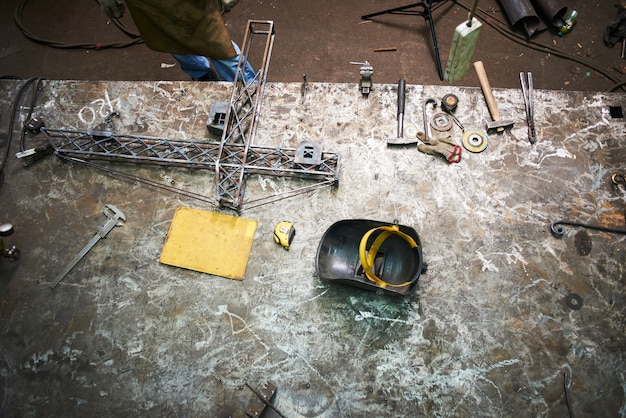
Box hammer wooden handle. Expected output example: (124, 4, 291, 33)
(473, 61, 501, 121)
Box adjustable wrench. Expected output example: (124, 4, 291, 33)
(50, 204, 126, 289)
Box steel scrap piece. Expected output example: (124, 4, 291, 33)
(498, 0, 567, 38)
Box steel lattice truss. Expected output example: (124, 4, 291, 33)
(41, 20, 340, 211)
(42, 129, 340, 182)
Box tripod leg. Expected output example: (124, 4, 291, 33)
(425, 4, 444, 80)
(361, 2, 426, 20)
(361, 0, 445, 80)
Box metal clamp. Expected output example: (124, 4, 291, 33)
(350, 61, 374, 97)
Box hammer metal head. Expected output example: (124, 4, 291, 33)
(387, 129, 425, 146)
(485, 119, 514, 134)
(387, 136, 420, 146)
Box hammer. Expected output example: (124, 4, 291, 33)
(473, 61, 514, 134)
(387, 79, 423, 145)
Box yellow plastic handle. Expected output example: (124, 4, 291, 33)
(358, 225, 418, 288)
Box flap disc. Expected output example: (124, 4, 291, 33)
(462, 129, 488, 153)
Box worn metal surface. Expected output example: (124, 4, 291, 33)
(0, 79, 624, 417)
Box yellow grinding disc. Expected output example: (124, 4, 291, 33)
(462, 129, 488, 153)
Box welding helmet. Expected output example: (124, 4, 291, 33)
(315, 219, 426, 296)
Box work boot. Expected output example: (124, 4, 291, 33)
(194, 68, 220, 81)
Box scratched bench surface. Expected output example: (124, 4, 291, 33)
(0, 79, 624, 417)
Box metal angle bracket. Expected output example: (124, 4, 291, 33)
(245, 381, 281, 418)
(206, 101, 231, 137)
(295, 141, 323, 165)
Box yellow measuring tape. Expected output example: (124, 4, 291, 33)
(358, 225, 419, 288)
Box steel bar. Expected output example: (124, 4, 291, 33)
(59, 156, 219, 207)
(520, 72, 536, 144)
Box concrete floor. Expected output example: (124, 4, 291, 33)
(1, 0, 626, 417)
(1, 0, 625, 91)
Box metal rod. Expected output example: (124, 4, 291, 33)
(425, 3, 444, 80)
(397, 79, 406, 138)
(550, 220, 626, 237)
(60, 156, 218, 207)
(467, 0, 479, 26)
(243, 180, 336, 210)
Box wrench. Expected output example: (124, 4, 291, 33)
(50, 204, 126, 289)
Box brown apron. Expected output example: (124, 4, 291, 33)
(125, 0, 236, 59)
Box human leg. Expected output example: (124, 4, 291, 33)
(171, 54, 219, 81)
(172, 41, 256, 82)
(211, 41, 257, 83)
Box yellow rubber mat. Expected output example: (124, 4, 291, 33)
(159, 206, 258, 280)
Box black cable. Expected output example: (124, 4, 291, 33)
(550, 220, 626, 237)
(609, 79, 626, 91)
(14, 0, 143, 50)
(0, 78, 41, 190)
(19, 78, 43, 152)
(563, 371, 574, 418)
(92, 0, 143, 39)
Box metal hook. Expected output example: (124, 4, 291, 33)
(423, 98, 438, 142)
(611, 173, 626, 191)
(550, 220, 626, 237)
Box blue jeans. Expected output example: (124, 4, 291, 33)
(172, 41, 256, 82)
